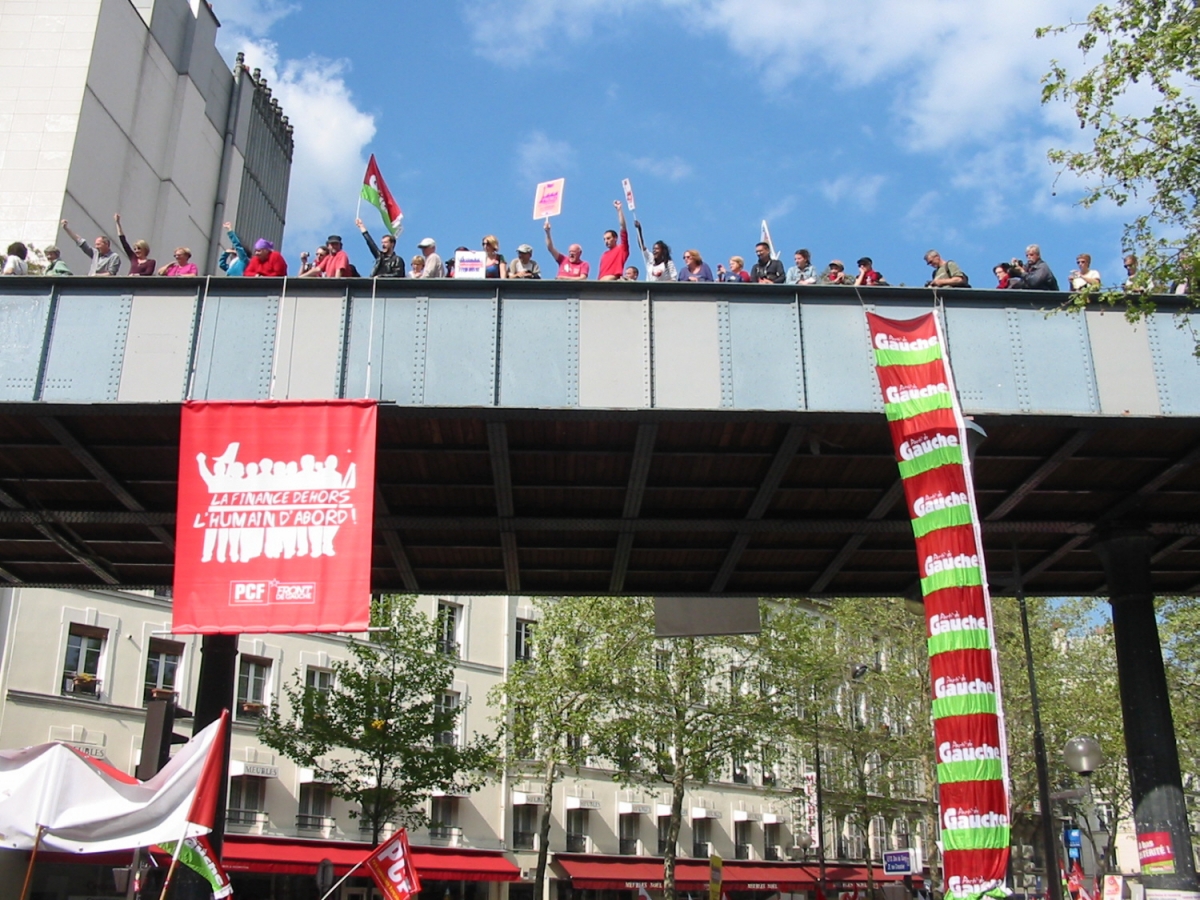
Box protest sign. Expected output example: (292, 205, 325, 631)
(622, 178, 637, 211)
(533, 178, 565, 219)
(455, 250, 486, 279)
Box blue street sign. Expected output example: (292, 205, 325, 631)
(883, 850, 914, 875)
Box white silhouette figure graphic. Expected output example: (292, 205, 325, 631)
(194, 443, 358, 567)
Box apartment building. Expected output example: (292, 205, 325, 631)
(0, 586, 935, 900)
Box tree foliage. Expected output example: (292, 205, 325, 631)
(258, 595, 497, 845)
(591, 597, 774, 900)
(489, 596, 643, 900)
(1041, 0, 1200, 317)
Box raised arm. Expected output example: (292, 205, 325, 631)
(224, 223, 248, 262)
(356, 218, 381, 259)
(633, 219, 647, 254)
(544, 219, 564, 263)
(60, 219, 84, 249)
(614, 200, 627, 236)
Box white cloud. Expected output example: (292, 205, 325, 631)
(820, 174, 886, 211)
(629, 155, 694, 182)
(215, 1, 376, 255)
(517, 131, 576, 183)
(763, 195, 797, 222)
(464, 0, 1092, 153)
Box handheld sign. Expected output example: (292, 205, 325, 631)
(454, 250, 486, 280)
(622, 178, 636, 211)
(533, 178, 565, 220)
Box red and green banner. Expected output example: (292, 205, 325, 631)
(867, 312, 1011, 900)
(362, 154, 403, 235)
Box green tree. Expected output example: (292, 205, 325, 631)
(1040, 1, 1200, 313)
(258, 595, 497, 845)
(488, 596, 643, 900)
(1156, 596, 1200, 834)
(763, 598, 936, 895)
(591, 597, 774, 900)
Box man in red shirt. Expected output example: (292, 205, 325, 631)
(597, 200, 629, 281)
(244, 239, 288, 277)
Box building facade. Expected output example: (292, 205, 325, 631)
(0, 586, 948, 900)
(0, 0, 291, 275)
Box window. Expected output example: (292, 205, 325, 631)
(298, 784, 333, 830)
(435, 692, 460, 746)
(144, 639, 184, 704)
(228, 776, 265, 825)
(658, 815, 673, 855)
(692, 818, 711, 858)
(62, 625, 105, 698)
(764, 823, 781, 860)
(619, 814, 640, 855)
(513, 804, 537, 850)
(437, 602, 460, 656)
(237, 656, 271, 718)
(566, 809, 588, 853)
(515, 619, 535, 661)
(431, 797, 458, 840)
(735, 820, 752, 859)
(732, 751, 748, 784)
(306, 667, 334, 713)
(870, 815, 888, 860)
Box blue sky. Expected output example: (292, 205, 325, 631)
(213, 0, 1130, 288)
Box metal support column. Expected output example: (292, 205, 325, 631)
(1093, 532, 1199, 896)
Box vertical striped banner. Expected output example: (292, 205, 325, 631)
(866, 312, 1011, 900)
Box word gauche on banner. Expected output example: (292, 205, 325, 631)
(866, 312, 1011, 900)
(173, 401, 377, 634)
(366, 828, 423, 900)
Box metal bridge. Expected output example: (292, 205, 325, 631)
(0, 276, 1198, 597)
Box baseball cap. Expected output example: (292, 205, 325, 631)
(517, 244, 533, 254)
(326, 234, 342, 244)
(417, 238, 436, 248)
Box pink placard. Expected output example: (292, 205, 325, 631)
(533, 178, 565, 219)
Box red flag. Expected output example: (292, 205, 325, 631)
(173, 400, 377, 634)
(185, 711, 229, 830)
(362, 154, 404, 235)
(365, 828, 422, 900)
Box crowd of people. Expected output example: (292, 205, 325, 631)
(0, 204, 1179, 295)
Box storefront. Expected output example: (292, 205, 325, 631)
(552, 854, 922, 900)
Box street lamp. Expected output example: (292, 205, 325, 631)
(1064, 737, 1104, 778)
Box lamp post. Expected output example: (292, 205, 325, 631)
(1064, 737, 1104, 876)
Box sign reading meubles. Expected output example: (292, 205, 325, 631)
(173, 401, 377, 634)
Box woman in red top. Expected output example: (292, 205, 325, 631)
(113, 213, 155, 275)
(244, 239, 288, 277)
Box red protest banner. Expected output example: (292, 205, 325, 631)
(365, 828, 423, 900)
(173, 401, 376, 634)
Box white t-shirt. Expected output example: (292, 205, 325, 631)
(641, 247, 677, 281)
(2, 255, 28, 276)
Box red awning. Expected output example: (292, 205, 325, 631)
(555, 855, 920, 891)
(221, 835, 520, 881)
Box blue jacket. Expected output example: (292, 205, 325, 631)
(219, 228, 249, 277)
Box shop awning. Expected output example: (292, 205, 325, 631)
(555, 855, 920, 891)
(222, 835, 520, 881)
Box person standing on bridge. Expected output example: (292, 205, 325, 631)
(544, 219, 589, 280)
(244, 238, 288, 277)
(597, 200, 630, 281)
(355, 218, 405, 278)
(1007, 244, 1060, 290)
(414, 238, 444, 278)
(42, 246, 72, 276)
(924, 249, 968, 287)
(60, 220, 120, 276)
(113, 213, 155, 276)
(750, 242, 785, 283)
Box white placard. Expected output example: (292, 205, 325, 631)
(622, 178, 636, 211)
(455, 250, 486, 279)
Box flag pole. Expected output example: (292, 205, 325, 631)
(319, 857, 369, 900)
(18, 824, 46, 900)
(156, 829, 189, 900)
(356, 195, 362, 223)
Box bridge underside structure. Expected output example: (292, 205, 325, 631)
(0, 276, 1197, 598)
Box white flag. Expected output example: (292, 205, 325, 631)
(760, 220, 778, 259)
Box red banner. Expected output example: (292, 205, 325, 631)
(366, 828, 423, 900)
(173, 401, 376, 634)
(868, 313, 1010, 900)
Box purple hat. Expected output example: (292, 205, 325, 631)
(254, 239, 274, 251)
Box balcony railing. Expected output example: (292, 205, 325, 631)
(227, 809, 268, 827)
(513, 830, 537, 850)
(620, 838, 639, 855)
(765, 846, 782, 861)
(736, 843, 752, 860)
(693, 841, 711, 859)
(566, 833, 587, 853)
(732, 769, 749, 785)
(297, 814, 335, 832)
(430, 825, 463, 843)
(62, 674, 101, 698)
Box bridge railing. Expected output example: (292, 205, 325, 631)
(1, 276, 1196, 416)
